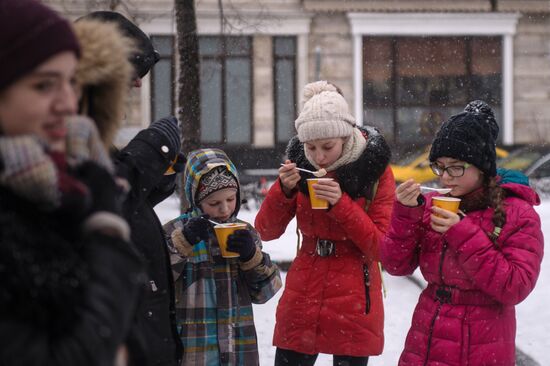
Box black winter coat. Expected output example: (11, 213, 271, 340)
(0, 187, 143, 366)
(114, 128, 183, 366)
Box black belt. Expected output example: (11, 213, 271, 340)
(426, 284, 498, 305)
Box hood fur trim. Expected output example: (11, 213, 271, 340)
(74, 19, 134, 148)
(286, 126, 391, 200)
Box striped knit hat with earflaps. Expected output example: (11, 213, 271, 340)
(196, 166, 238, 203)
(183, 149, 241, 217)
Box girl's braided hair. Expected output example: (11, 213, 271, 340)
(485, 176, 507, 245)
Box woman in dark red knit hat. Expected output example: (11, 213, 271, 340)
(0, 1, 144, 365)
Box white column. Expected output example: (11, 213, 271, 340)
(297, 34, 309, 107)
(353, 34, 363, 125)
(502, 34, 514, 144)
(141, 73, 151, 127)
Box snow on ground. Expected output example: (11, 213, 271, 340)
(156, 196, 549, 365)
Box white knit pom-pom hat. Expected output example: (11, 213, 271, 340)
(294, 80, 356, 142)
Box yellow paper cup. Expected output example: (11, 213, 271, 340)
(307, 178, 333, 209)
(213, 223, 247, 258)
(432, 196, 461, 216)
(164, 155, 178, 175)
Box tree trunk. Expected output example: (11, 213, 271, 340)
(175, 0, 200, 211)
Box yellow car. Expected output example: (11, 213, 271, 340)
(391, 146, 509, 184)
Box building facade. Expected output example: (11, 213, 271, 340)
(49, 0, 550, 171)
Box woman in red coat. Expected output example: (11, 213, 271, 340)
(255, 81, 395, 365)
(381, 101, 544, 366)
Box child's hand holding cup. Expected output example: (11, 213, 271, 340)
(430, 196, 462, 233)
(214, 223, 250, 258)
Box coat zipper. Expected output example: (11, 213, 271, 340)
(363, 264, 371, 314)
(423, 302, 443, 366)
(423, 241, 448, 366)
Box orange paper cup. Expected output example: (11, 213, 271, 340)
(213, 223, 247, 258)
(307, 178, 333, 209)
(431, 196, 461, 216)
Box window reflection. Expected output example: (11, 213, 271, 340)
(151, 36, 174, 122)
(274, 37, 297, 144)
(363, 36, 502, 146)
(199, 36, 252, 144)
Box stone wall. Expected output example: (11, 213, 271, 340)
(43, 0, 550, 146)
(514, 13, 550, 143)
(308, 13, 354, 110)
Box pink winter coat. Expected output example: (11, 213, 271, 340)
(381, 183, 544, 366)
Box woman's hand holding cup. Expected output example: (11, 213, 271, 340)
(311, 178, 342, 206)
(279, 159, 301, 196)
(396, 179, 421, 207)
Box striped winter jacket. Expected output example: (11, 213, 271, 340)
(163, 148, 282, 366)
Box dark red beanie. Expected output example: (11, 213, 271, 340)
(0, 0, 81, 91)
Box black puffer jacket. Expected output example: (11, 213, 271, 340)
(114, 128, 183, 366)
(0, 186, 143, 366)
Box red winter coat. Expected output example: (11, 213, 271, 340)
(255, 128, 395, 356)
(381, 183, 544, 366)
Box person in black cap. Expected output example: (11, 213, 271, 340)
(80, 11, 160, 87)
(381, 101, 544, 366)
(74, 11, 184, 366)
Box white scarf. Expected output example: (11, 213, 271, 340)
(305, 127, 367, 172)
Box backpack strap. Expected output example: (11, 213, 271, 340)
(364, 179, 379, 213)
(363, 179, 387, 298)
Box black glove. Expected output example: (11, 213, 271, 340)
(74, 161, 123, 216)
(182, 216, 211, 246)
(171, 152, 186, 173)
(227, 229, 257, 262)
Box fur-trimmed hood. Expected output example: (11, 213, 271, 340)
(73, 19, 134, 147)
(286, 125, 391, 200)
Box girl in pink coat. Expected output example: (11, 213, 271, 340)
(381, 100, 544, 366)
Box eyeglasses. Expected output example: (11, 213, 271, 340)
(430, 162, 471, 177)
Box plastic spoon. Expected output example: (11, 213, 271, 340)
(207, 219, 222, 226)
(420, 186, 452, 194)
(280, 164, 327, 177)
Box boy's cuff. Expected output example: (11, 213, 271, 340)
(171, 229, 194, 257)
(83, 212, 131, 242)
(239, 247, 263, 271)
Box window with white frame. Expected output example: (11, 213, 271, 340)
(150, 35, 175, 122)
(199, 36, 252, 145)
(363, 36, 502, 146)
(273, 36, 297, 144)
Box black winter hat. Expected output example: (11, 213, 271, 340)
(429, 100, 499, 177)
(0, 0, 81, 91)
(78, 11, 160, 79)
